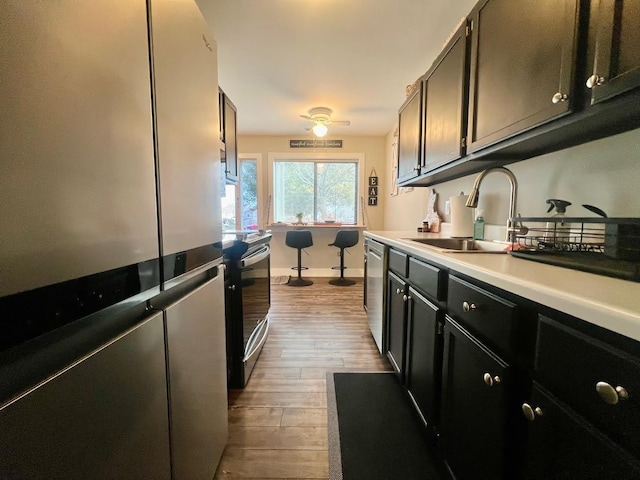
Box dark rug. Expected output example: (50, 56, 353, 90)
(327, 372, 447, 480)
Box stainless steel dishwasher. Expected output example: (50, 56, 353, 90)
(365, 239, 387, 353)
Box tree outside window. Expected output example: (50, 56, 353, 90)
(273, 161, 358, 224)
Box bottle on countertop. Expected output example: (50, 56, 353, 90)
(473, 209, 485, 240)
(544, 199, 573, 244)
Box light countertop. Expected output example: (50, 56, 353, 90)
(365, 230, 640, 343)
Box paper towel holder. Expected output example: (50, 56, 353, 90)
(451, 191, 474, 238)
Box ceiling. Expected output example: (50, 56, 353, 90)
(196, 0, 478, 137)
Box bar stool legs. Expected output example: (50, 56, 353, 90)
(285, 230, 314, 286)
(328, 230, 359, 286)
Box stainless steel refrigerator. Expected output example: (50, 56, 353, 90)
(0, 1, 227, 478)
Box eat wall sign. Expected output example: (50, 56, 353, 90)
(368, 170, 378, 206)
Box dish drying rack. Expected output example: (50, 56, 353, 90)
(508, 217, 640, 282)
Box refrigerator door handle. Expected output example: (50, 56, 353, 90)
(163, 257, 223, 291)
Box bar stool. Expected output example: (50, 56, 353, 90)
(285, 230, 314, 286)
(328, 230, 359, 286)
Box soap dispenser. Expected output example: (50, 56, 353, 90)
(544, 199, 573, 244)
(473, 209, 485, 240)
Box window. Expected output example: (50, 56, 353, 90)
(269, 153, 365, 225)
(221, 156, 261, 231)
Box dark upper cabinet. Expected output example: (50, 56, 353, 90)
(396, 82, 424, 184)
(219, 89, 238, 184)
(423, 20, 470, 172)
(467, 0, 579, 153)
(587, 0, 640, 104)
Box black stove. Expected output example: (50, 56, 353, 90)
(223, 232, 271, 388)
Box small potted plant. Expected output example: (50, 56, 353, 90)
(295, 212, 304, 224)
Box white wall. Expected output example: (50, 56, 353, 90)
(384, 127, 640, 232)
(238, 135, 386, 277)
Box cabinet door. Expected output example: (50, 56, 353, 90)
(423, 21, 469, 171)
(467, 0, 579, 153)
(405, 287, 443, 428)
(440, 317, 511, 480)
(386, 271, 407, 379)
(521, 384, 640, 479)
(588, 0, 640, 104)
(223, 94, 239, 184)
(396, 83, 424, 184)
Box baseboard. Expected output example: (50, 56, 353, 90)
(271, 268, 364, 278)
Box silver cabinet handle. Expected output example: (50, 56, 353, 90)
(396, 288, 402, 295)
(586, 74, 606, 89)
(522, 403, 544, 421)
(483, 373, 501, 387)
(228, 284, 236, 291)
(552, 92, 568, 104)
(413, 166, 420, 172)
(402, 294, 411, 302)
(596, 381, 629, 405)
(463, 301, 477, 312)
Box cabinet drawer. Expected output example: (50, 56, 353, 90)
(408, 257, 445, 301)
(388, 249, 408, 277)
(535, 315, 640, 457)
(447, 275, 519, 357)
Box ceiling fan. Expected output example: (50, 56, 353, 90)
(300, 107, 351, 137)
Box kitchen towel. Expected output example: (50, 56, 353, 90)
(451, 193, 474, 238)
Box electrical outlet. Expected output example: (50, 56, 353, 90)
(445, 200, 451, 215)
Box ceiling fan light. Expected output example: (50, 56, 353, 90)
(312, 123, 328, 137)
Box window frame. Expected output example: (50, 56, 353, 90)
(267, 152, 366, 226)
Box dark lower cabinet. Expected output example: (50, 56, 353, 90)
(440, 317, 513, 480)
(386, 271, 407, 379)
(521, 384, 640, 480)
(405, 287, 443, 428)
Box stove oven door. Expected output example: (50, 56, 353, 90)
(239, 244, 270, 383)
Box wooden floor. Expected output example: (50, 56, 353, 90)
(215, 278, 392, 479)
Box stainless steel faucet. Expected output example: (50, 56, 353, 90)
(465, 166, 525, 242)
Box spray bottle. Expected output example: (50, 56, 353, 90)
(544, 199, 573, 245)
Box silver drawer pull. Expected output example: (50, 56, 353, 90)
(396, 288, 402, 295)
(483, 373, 501, 387)
(463, 301, 477, 312)
(522, 403, 544, 421)
(596, 382, 629, 405)
(402, 294, 411, 302)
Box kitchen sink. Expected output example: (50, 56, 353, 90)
(402, 237, 508, 253)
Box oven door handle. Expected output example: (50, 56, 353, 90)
(241, 245, 270, 267)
